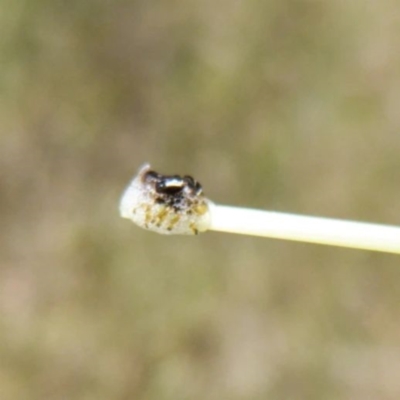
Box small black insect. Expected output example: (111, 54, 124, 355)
(155, 175, 186, 195)
(145, 168, 203, 200)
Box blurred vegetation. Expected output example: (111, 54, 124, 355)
(1, 0, 400, 399)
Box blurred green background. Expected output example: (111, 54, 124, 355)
(1, 0, 400, 399)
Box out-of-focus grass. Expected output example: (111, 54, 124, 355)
(1, 0, 400, 399)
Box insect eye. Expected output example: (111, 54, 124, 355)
(183, 175, 195, 186)
(144, 170, 161, 183)
(183, 175, 202, 194)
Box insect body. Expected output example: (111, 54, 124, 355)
(155, 175, 186, 195)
